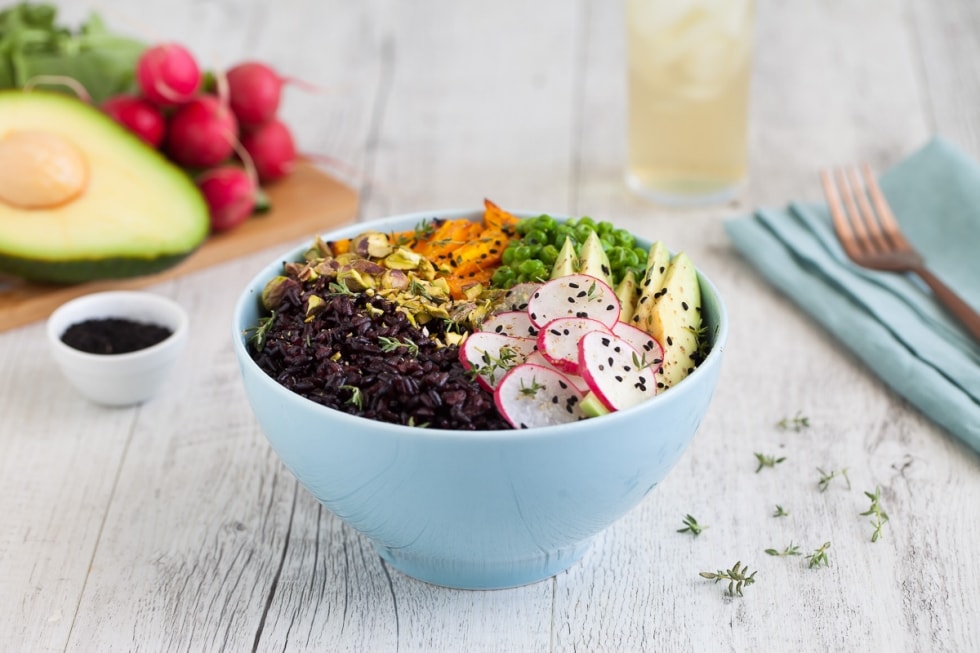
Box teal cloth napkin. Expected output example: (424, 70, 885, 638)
(725, 137, 980, 454)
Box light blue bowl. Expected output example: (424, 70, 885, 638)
(232, 209, 728, 589)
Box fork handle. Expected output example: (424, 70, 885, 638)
(914, 266, 980, 342)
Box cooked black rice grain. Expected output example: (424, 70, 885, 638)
(248, 277, 511, 430)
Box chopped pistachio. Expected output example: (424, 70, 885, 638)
(352, 231, 394, 258)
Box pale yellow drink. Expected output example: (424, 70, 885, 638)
(626, 0, 754, 205)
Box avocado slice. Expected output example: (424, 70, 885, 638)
(0, 91, 209, 283)
(632, 240, 671, 328)
(550, 236, 578, 279)
(577, 231, 612, 285)
(641, 252, 702, 389)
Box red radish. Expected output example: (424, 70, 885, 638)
(165, 95, 238, 168)
(226, 61, 324, 128)
(136, 43, 201, 106)
(102, 95, 166, 148)
(197, 166, 256, 232)
(536, 316, 613, 373)
(226, 61, 282, 128)
(241, 119, 296, 183)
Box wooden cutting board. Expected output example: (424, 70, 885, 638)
(0, 161, 359, 332)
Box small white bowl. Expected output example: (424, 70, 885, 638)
(47, 290, 189, 406)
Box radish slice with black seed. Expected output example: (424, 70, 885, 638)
(479, 310, 539, 338)
(526, 274, 620, 329)
(578, 331, 659, 411)
(494, 363, 587, 429)
(536, 316, 613, 374)
(459, 331, 537, 391)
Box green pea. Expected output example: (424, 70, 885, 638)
(607, 247, 628, 269)
(502, 246, 517, 265)
(552, 226, 574, 247)
(519, 259, 548, 281)
(525, 229, 548, 246)
(512, 244, 533, 261)
(574, 224, 594, 242)
(539, 244, 559, 266)
(492, 266, 516, 288)
(613, 229, 635, 248)
(621, 249, 640, 269)
(535, 215, 557, 232)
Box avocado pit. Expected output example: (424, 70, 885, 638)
(0, 129, 88, 209)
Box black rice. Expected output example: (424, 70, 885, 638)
(248, 275, 511, 430)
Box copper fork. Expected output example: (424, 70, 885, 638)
(820, 164, 980, 342)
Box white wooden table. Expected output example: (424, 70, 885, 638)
(3, 1, 979, 651)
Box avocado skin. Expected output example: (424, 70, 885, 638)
(0, 249, 199, 284)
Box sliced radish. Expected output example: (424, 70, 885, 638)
(578, 331, 658, 411)
(524, 351, 590, 394)
(536, 316, 613, 374)
(459, 332, 536, 391)
(526, 274, 620, 329)
(494, 363, 586, 429)
(612, 321, 664, 373)
(480, 310, 539, 339)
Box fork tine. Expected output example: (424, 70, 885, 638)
(820, 169, 864, 259)
(846, 166, 891, 252)
(861, 164, 914, 254)
(834, 167, 875, 255)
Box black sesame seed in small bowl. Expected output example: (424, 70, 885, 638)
(47, 291, 189, 406)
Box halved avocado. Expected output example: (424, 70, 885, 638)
(0, 91, 209, 283)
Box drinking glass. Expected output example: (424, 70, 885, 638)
(625, 0, 755, 206)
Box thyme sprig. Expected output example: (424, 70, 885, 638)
(861, 487, 890, 542)
(777, 411, 811, 432)
(765, 542, 802, 557)
(378, 336, 420, 356)
(244, 311, 276, 351)
(817, 467, 851, 492)
(699, 561, 757, 597)
(754, 452, 787, 473)
(468, 344, 522, 385)
(518, 376, 546, 397)
(677, 514, 706, 537)
(772, 504, 789, 518)
(806, 541, 832, 568)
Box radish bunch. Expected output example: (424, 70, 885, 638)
(460, 274, 666, 429)
(99, 42, 302, 232)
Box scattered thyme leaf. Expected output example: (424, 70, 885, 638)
(245, 311, 277, 352)
(518, 376, 545, 397)
(677, 514, 706, 537)
(468, 344, 522, 385)
(773, 504, 789, 518)
(754, 452, 787, 473)
(806, 541, 832, 568)
(378, 335, 420, 356)
(817, 467, 851, 492)
(339, 385, 363, 410)
(777, 411, 811, 432)
(860, 487, 890, 542)
(699, 561, 757, 597)
(327, 280, 356, 296)
(765, 542, 801, 557)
